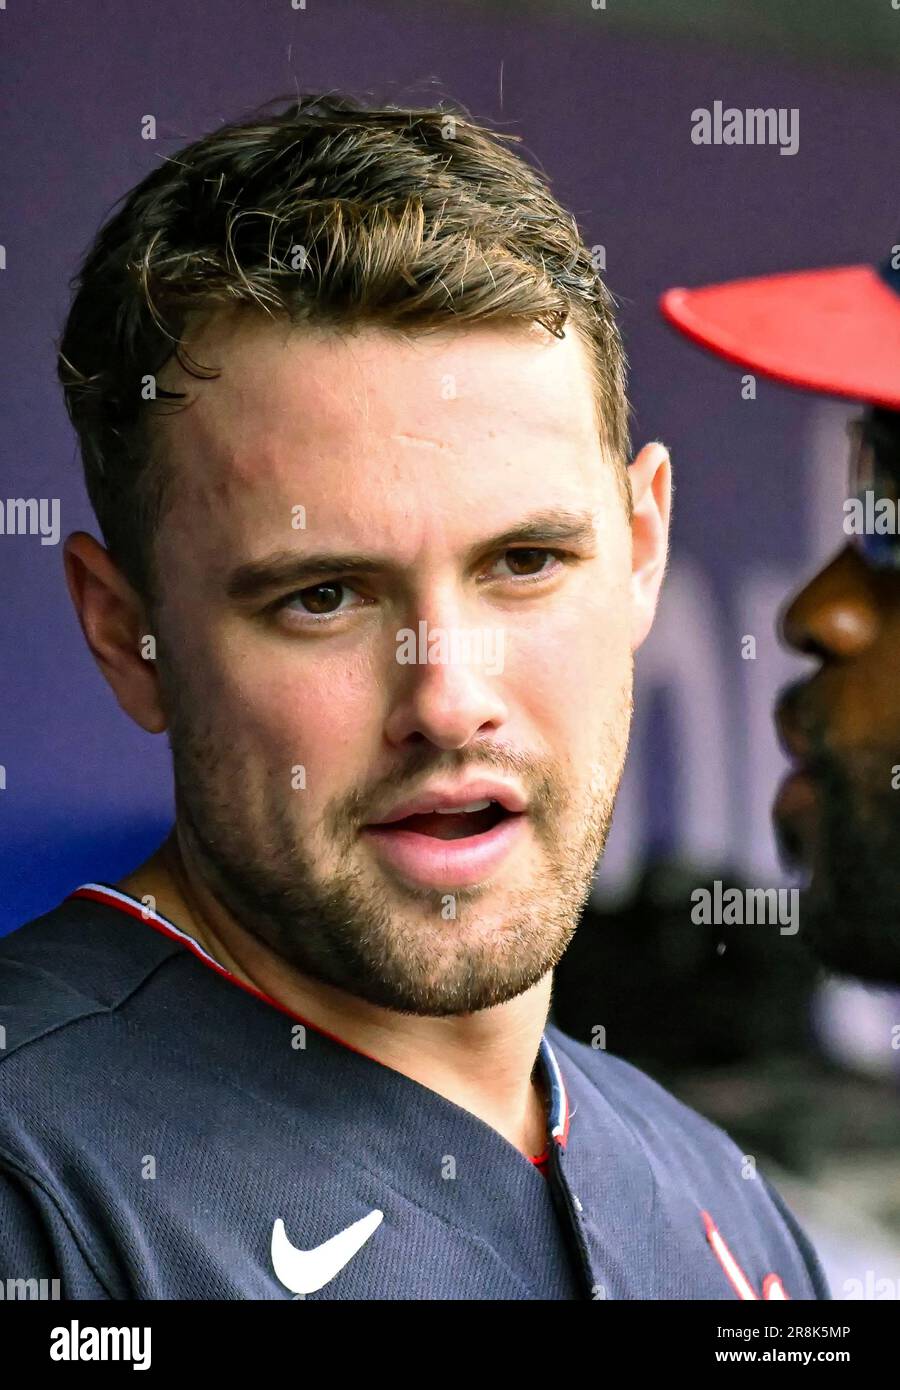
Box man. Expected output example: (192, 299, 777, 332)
(662, 255, 900, 987)
(0, 92, 827, 1300)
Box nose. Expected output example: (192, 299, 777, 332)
(382, 587, 510, 749)
(384, 655, 509, 750)
(779, 545, 881, 661)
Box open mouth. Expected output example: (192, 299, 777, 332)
(373, 801, 513, 840)
(360, 800, 527, 888)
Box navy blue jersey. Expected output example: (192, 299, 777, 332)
(0, 884, 830, 1300)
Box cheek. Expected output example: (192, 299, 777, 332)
(501, 582, 633, 749)
(503, 571, 632, 681)
(214, 644, 381, 787)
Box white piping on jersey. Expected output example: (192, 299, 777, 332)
(75, 882, 223, 971)
(72, 880, 569, 1146)
(539, 1034, 568, 1141)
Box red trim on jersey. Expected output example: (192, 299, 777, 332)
(702, 1210, 791, 1300)
(67, 883, 568, 1165)
(67, 885, 378, 1062)
(702, 1210, 759, 1300)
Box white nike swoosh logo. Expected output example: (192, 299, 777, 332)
(271, 1210, 384, 1295)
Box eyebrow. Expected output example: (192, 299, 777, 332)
(225, 507, 600, 602)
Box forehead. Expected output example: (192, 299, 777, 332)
(148, 315, 614, 588)
(154, 313, 602, 483)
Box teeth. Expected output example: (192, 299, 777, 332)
(434, 799, 493, 815)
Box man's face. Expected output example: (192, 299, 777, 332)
(145, 315, 638, 1015)
(775, 537, 900, 986)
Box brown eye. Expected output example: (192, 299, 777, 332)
(507, 549, 546, 574)
(496, 548, 558, 578)
(274, 581, 364, 623)
(296, 583, 345, 614)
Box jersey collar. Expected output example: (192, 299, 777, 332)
(67, 881, 570, 1153)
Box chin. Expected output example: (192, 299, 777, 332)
(772, 808, 815, 886)
(799, 895, 900, 989)
(784, 831, 900, 989)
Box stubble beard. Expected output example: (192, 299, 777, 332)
(784, 746, 900, 988)
(163, 669, 634, 1016)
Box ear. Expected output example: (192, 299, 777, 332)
(628, 442, 672, 650)
(63, 531, 168, 734)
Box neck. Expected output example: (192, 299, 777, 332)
(116, 832, 554, 1159)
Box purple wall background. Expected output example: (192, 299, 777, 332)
(3, 0, 899, 928)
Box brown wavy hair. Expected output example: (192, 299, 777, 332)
(57, 90, 631, 607)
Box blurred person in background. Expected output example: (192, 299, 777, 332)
(662, 253, 900, 989)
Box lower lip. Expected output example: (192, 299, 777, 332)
(773, 767, 819, 822)
(361, 814, 528, 889)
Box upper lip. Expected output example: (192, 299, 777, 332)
(365, 779, 528, 826)
(774, 682, 822, 770)
(774, 710, 810, 767)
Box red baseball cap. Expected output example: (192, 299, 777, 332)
(660, 257, 900, 411)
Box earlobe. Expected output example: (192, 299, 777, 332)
(628, 442, 672, 649)
(63, 531, 168, 735)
